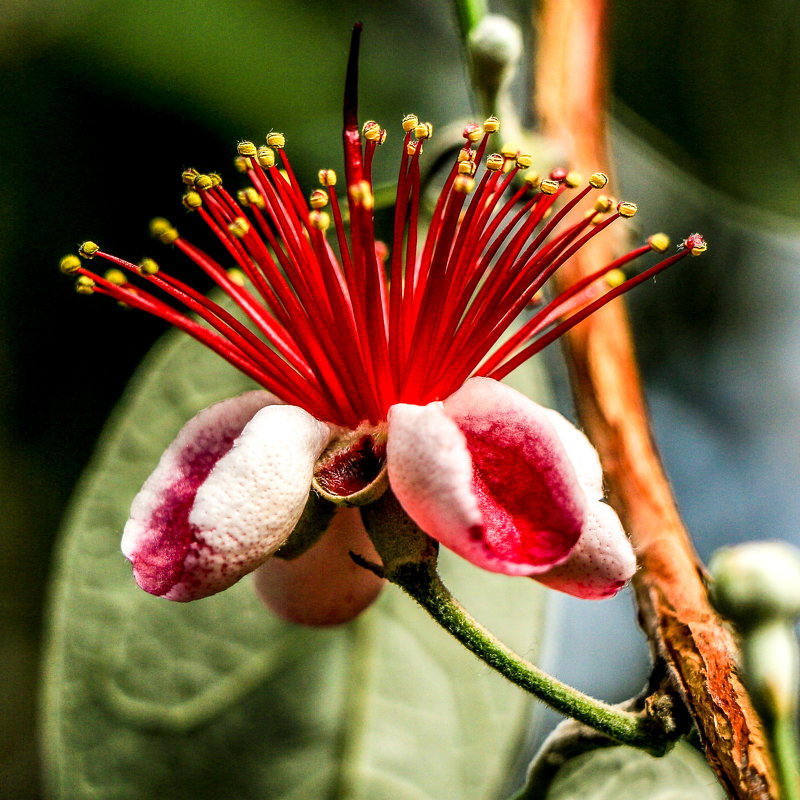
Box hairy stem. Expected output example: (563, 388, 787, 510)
(386, 560, 671, 755)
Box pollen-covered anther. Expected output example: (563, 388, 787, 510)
(149, 217, 172, 238)
(237, 141, 257, 158)
(565, 171, 582, 188)
(617, 201, 638, 218)
(138, 258, 160, 275)
(684, 233, 708, 256)
(266, 132, 286, 149)
(349, 180, 374, 210)
(309, 210, 331, 231)
(594, 195, 613, 214)
(309, 189, 329, 209)
(453, 175, 476, 194)
(318, 169, 337, 187)
(79, 241, 100, 259)
(457, 148, 475, 163)
(500, 143, 518, 159)
(228, 217, 251, 238)
(226, 268, 246, 287)
(401, 114, 419, 132)
(605, 268, 626, 288)
(59, 254, 81, 274)
(515, 154, 533, 169)
(104, 268, 127, 286)
(362, 120, 386, 144)
(255, 146, 275, 169)
(589, 172, 608, 189)
(482, 115, 500, 133)
(233, 156, 248, 173)
(406, 140, 421, 157)
(192, 174, 213, 192)
(524, 171, 541, 190)
(648, 233, 670, 253)
(74, 275, 96, 294)
(414, 121, 433, 140)
(181, 168, 199, 185)
(462, 122, 482, 142)
(182, 191, 203, 210)
(540, 179, 560, 195)
(208, 173, 223, 188)
(457, 160, 477, 177)
(486, 153, 505, 172)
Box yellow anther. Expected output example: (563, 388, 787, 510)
(318, 169, 337, 187)
(181, 168, 199, 185)
(233, 155, 248, 173)
(159, 227, 179, 245)
(457, 148, 475, 163)
(349, 179, 374, 210)
(458, 160, 477, 176)
(309, 188, 328, 209)
(236, 188, 250, 207)
(565, 171, 583, 188)
(593, 195, 613, 213)
(226, 268, 246, 287)
(266, 131, 286, 149)
(182, 191, 202, 210)
(648, 233, 670, 253)
(59, 254, 81, 274)
(228, 217, 250, 238)
(149, 217, 171, 238)
(453, 175, 476, 194)
(486, 153, 505, 171)
(402, 114, 418, 132)
(244, 186, 264, 209)
(540, 179, 560, 195)
(589, 172, 608, 189)
(499, 143, 517, 159)
(515, 154, 533, 169)
(524, 170, 541, 189)
(237, 141, 257, 157)
(75, 275, 96, 295)
(406, 140, 421, 157)
(462, 123, 483, 143)
(605, 268, 626, 288)
(362, 120, 386, 143)
(309, 210, 331, 231)
(689, 238, 708, 256)
(104, 268, 127, 286)
(618, 201, 638, 218)
(208, 173, 222, 188)
(138, 257, 160, 275)
(482, 115, 500, 133)
(79, 241, 99, 258)
(193, 174, 213, 192)
(257, 146, 275, 168)
(414, 121, 433, 140)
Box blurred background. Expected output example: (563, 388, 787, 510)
(2, 0, 800, 797)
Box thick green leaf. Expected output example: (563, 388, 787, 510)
(41, 323, 548, 800)
(545, 741, 725, 800)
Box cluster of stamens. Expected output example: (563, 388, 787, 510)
(61, 113, 706, 429)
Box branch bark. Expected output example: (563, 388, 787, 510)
(533, 1, 780, 797)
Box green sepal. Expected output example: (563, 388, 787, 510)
(274, 489, 337, 561)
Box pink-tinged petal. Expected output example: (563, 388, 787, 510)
(534, 502, 636, 599)
(122, 393, 332, 601)
(387, 377, 586, 576)
(442, 378, 586, 569)
(543, 409, 604, 497)
(253, 507, 385, 626)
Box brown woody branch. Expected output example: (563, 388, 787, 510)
(533, 1, 779, 797)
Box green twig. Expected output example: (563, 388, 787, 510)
(387, 560, 670, 755)
(771, 714, 800, 800)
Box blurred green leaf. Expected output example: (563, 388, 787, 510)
(544, 740, 724, 800)
(41, 318, 548, 800)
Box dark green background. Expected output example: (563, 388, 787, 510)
(3, 1, 800, 797)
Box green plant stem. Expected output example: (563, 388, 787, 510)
(388, 561, 670, 756)
(770, 714, 800, 800)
